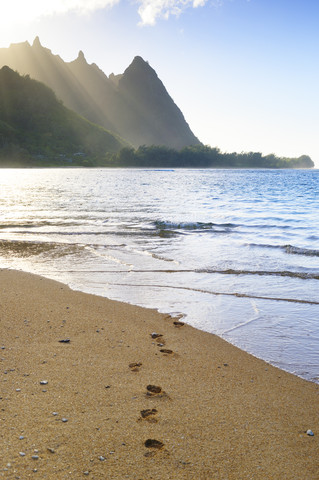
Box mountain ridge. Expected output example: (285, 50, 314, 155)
(0, 38, 201, 149)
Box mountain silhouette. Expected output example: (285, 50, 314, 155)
(0, 38, 200, 149)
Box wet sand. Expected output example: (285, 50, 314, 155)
(0, 269, 318, 479)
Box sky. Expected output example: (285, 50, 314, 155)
(0, 0, 318, 166)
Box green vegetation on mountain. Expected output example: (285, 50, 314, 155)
(0, 66, 127, 166)
(104, 145, 314, 169)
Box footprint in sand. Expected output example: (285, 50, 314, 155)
(141, 408, 158, 418)
(139, 408, 158, 423)
(150, 333, 163, 339)
(159, 348, 173, 355)
(150, 332, 167, 345)
(173, 321, 184, 327)
(146, 384, 169, 399)
(144, 439, 164, 449)
(144, 439, 165, 456)
(146, 384, 162, 395)
(129, 362, 142, 372)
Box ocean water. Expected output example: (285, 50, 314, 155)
(0, 168, 318, 382)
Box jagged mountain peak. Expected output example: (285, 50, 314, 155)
(131, 55, 148, 66)
(32, 36, 42, 48)
(119, 55, 159, 95)
(124, 56, 155, 76)
(77, 50, 87, 63)
(31, 36, 56, 59)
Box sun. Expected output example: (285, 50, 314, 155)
(1, 2, 42, 28)
(0, 1, 72, 47)
(0, 0, 120, 43)
(0, 2, 44, 46)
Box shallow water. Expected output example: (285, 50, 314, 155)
(0, 168, 318, 382)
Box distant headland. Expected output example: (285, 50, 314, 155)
(0, 39, 314, 169)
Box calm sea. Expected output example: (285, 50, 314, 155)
(0, 168, 318, 382)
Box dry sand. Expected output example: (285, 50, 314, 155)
(0, 269, 318, 479)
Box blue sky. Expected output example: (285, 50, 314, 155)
(1, 0, 318, 166)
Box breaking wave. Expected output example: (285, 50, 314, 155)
(248, 242, 319, 257)
(284, 245, 319, 257)
(154, 220, 237, 232)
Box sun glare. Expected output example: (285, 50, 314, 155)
(1, 3, 41, 27)
(0, 0, 120, 46)
(0, 0, 120, 28)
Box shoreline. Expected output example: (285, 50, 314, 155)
(1, 269, 318, 478)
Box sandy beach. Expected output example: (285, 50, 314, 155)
(0, 269, 318, 479)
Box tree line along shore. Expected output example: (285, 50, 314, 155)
(0, 66, 314, 169)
